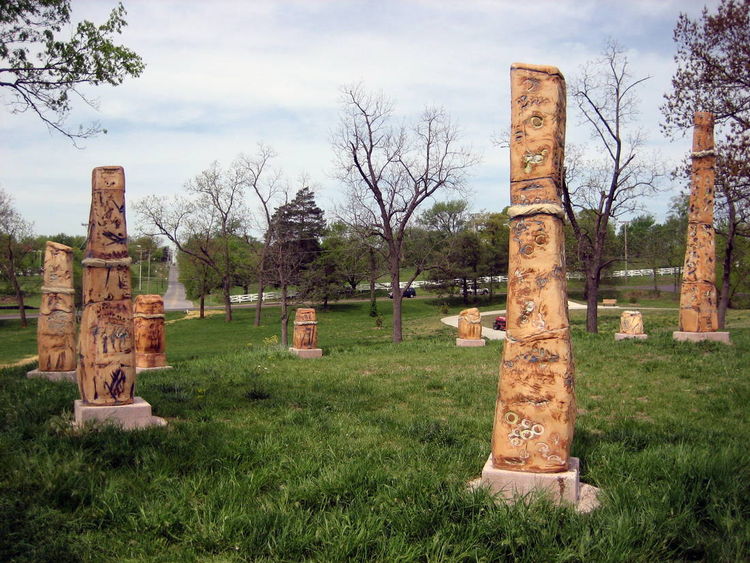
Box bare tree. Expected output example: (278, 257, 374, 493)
(333, 84, 478, 342)
(0, 188, 33, 327)
(563, 40, 664, 333)
(135, 160, 247, 322)
(237, 145, 284, 326)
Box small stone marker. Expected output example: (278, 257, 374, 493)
(134, 294, 172, 372)
(75, 167, 165, 429)
(456, 307, 485, 346)
(471, 63, 599, 513)
(674, 112, 729, 344)
(289, 308, 322, 358)
(27, 241, 77, 382)
(615, 310, 647, 340)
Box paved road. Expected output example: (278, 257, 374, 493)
(163, 264, 194, 311)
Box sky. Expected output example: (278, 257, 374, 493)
(1, 0, 720, 237)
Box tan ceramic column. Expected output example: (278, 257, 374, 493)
(77, 167, 137, 405)
(292, 308, 318, 349)
(134, 295, 167, 368)
(678, 112, 718, 333)
(491, 63, 575, 473)
(37, 241, 76, 371)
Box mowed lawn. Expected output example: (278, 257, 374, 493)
(1, 299, 748, 561)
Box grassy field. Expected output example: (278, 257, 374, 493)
(1, 298, 748, 561)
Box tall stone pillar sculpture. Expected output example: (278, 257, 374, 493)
(674, 112, 730, 344)
(615, 311, 647, 341)
(473, 63, 598, 512)
(134, 294, 171, 371)
(27, 241, 77, 382)
(456, 307, 485, 347)
(75, 166, 165, 429)
(289, 308, 322, 358)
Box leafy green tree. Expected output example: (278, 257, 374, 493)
(0, 0, 145, 141)
(178, 237, 221, 319)
(136, 160, 248, 322)
(474, 211, 510, 296)
(0, 188, 33, 326)
(267, 186, 325, 345)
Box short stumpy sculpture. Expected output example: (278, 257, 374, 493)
(134, 294, 169, 369)
(491, 63, 575, 473)
(675, 112, 729, 343)
(77, 167, 137, 405)
(456, 307, 485, 346)
(290, 308, 322, 357)
(615, 310, 647, 341)
(36, 241, 76, 372)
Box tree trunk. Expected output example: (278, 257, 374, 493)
(280, 284, 289, 347)
(718, 218, 736, 329)
(369, 248, 377, 315)
(390, 259, 402, 343)
(254, 281, 265, 326)
(461, 277, 469, 304)
(199, 294, 205, 319)
(585, 269, 599, 333)
(9, 271, 27, 328)
(222, 276, 233, 322)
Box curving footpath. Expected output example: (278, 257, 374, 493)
(440, 301, 588, 341)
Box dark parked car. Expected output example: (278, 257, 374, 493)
(493, 315, 506, 331)
(388, 287, 416, 298)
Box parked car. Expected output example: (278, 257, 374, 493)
(474, 287, 489, 295)
(493, 315, 506, 331)
(388, 287, 417, 298)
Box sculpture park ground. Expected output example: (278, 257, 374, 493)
(0, 296, 748, 560)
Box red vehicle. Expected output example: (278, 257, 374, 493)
(493, 315, 506, 331)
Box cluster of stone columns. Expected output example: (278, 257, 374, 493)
(674, 112, 730, 344)
(473, 63, 598, 512)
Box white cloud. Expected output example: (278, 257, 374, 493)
(1, 0, 721, 235)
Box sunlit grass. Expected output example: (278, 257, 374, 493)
(1, 300, 748, 560)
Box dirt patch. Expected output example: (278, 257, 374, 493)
(166, 310, 223, 324)
(0, 355, 37, 369)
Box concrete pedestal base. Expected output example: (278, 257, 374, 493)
(26, 369, 76, 383)
(74, 397, 167, 430)
(289, 347, 323, 358)
(469, 455, 600, 513)
(136, 365, 173, 374)
(456, 338, 486, 347)
(673, 331, 730, 344)
(615, 333, 648, 341)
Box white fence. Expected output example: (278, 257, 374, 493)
(229, 267, 682, 302)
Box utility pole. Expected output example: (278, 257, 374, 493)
(146, 251, 151, 293)
(137, 245, 143, 291)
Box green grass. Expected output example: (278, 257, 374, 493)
(1, 300, 749, 560)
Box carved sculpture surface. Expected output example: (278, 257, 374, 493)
(491, 63, 574, 473)
(77, 167, 136, 405)
(292, 308, 318, 349)
(619, 311, 644, 335)
(134, 294, 167, 368)
(457, 307, 482, 339)
(678, 112, 718, 333)
(37, 241, 76, 371)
